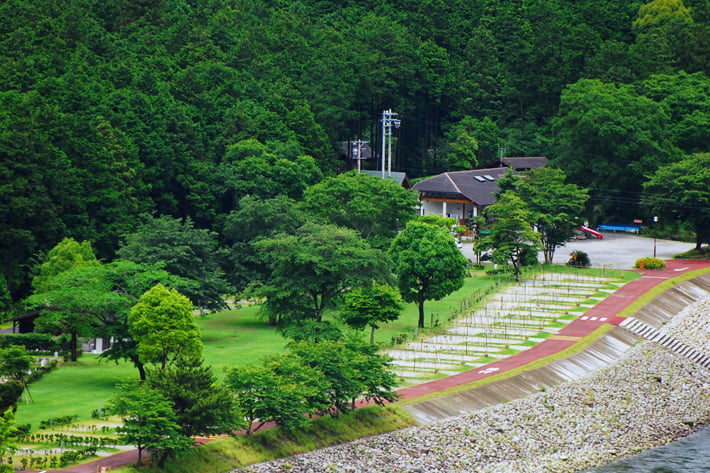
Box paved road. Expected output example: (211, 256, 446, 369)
(462, 232, 696, 269)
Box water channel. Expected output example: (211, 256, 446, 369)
(583, 426, 710, 472)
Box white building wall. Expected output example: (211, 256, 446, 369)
(419, 200, 480, 222)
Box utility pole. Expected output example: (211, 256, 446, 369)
(381, 109, 400, 178)
(498, 143, 506, 167)
(352, 139, 368, 172)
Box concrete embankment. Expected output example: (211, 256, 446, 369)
(401, 327, 638, 424)
(402, 271, 710, 424)
(404, 274, 710, 424)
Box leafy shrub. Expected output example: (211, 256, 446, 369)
(0, 381, 23, 412)
(0, 333, 70, 353)
(634, 257, 666, 269)
(15, 423, 31, 437)
(520, 246, 539, 266)
(39, 414, 78, 430)
(567, 250, 591, 267)
(485, 265, 515, 276)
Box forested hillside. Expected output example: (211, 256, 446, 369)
(2, 0, 709, 302)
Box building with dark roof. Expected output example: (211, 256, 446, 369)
(413, 157, 547, 224)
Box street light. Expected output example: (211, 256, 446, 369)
(653, 216, 658, 258)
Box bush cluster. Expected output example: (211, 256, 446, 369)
(567, 250, 591, 268)
(38, 414, 78, 430)
(0, 333, 70, 354)
(634, 257, 666, 269)
(485, 265, 515, 276)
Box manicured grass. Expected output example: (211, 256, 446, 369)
(14, 355, 137, 431)
(198, 304, 288, 381)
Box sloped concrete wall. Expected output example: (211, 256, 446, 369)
(402, 272, 710, 424)
(632, 274, 710, 327)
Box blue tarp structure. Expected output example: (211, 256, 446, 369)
(597, 223, 640, 233)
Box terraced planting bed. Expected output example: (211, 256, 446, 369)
(386, 272, 626, 384)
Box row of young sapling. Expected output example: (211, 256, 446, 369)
(11, 446, 100, 471)
(387, 272, 620, 382)
(10, 412, 120, 470)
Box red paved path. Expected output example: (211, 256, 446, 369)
(31, 260, 710, 473)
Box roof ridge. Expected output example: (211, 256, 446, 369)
(444, 172, 463, 194)
(447, 167, 508, 175)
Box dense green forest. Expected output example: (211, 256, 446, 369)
(2, 0, 710, 303)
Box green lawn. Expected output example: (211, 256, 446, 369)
(14, 355, 136, 431)
(199, 304, 288, 380)
(13, 266, 632, 432)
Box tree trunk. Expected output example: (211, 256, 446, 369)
(511, 256, 521, 282)
(70, 331, 78, 362)
(130, 354, 146, 381)
(418, 297, 426, 329)
(137, 361, 146, 381)
(370, 326, 376, 345)
(544, 245, 555, 265)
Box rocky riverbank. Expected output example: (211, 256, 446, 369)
(242, 298, 710, 473)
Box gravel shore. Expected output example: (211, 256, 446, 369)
(242, 298, 710, 473)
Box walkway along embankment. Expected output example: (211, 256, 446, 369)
(398, 260, 710, 424)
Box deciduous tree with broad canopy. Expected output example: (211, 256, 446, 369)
(389, 220, 468, 329)
(109, 383, 192, 466)
(128, 284, 203, 370)
(301, 171, 420, 249)
(221, 195, 308, 293)
(117, 215, 230, 312)
(498, 168, 588, 264)
(340, 282, 404, 344)
(642, 153, 710, 250)
(225, 353, 329, 435)
(552, 78, 672, 219)
(477, 192, 541, 281)
(288, 335, 399, 416)
(28, 240, 107, 362)
(253, 222, 390, 327)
